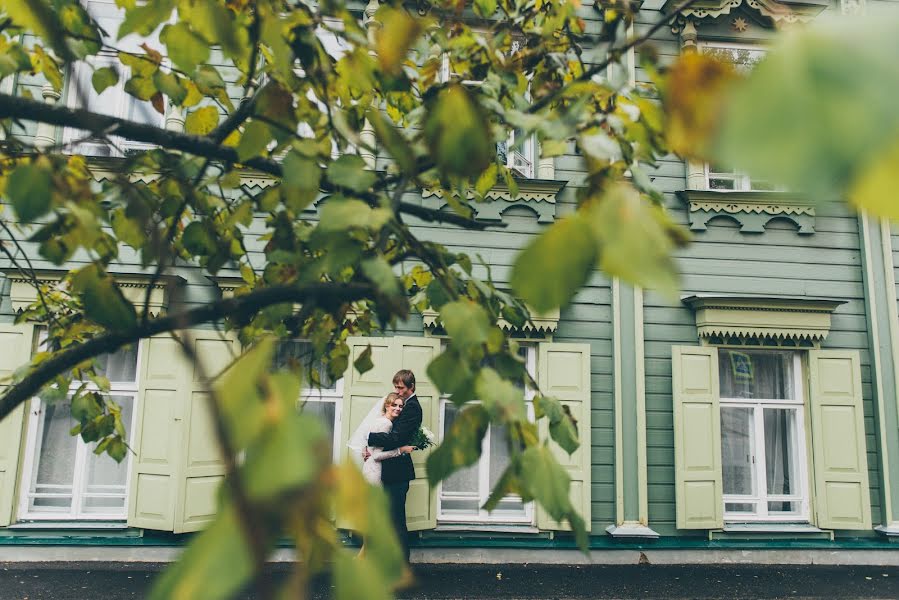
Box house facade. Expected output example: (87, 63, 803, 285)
(2, 0, 899, 561)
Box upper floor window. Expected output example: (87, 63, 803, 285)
(62, 0, 164, 156)
(699, 42, 778, 192)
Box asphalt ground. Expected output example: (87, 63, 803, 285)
(0, 562, 898, 599)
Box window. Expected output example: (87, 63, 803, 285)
(438, 346, 535, 524)
(718, 349, 810, 522)
(62, 0, 165, 156)
(273, 340, 344, 461)
(439, 39, 536, 178)
(19, 344, 140, 520)
(699, 43, 776, 192)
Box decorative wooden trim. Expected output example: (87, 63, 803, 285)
(666, 0, 827, 26)
(678, 190, 816, 235)
(421, 307, 560, 334)
(683, 295, 845, 343)
(1, 269, 181, 317)
(422, 178, 565, 224)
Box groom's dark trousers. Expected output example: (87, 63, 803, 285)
(368, 393, 422, 563)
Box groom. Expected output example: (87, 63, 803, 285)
(367, 369, 419, 563)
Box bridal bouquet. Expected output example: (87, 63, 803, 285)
(409, 426, 436, 450)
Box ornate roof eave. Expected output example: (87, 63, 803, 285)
(682, 294, 845, 343)
(663, 0, 828, 25)
(0, 268, 183, 317)
(677, 189, 817, 235)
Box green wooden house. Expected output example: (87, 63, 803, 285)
(1, 0, 898, 563)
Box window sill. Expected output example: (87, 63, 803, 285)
(677, 189, 816, 235)
(9, 521, 130, 531)
(434, 523, 540, 534)
(722, 523, 824, 534)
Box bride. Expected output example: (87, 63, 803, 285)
(348, 393, 414, 485)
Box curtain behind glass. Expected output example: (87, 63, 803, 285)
(719, 350, 793, 399)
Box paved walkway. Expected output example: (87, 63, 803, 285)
(1, 563, 898, 599)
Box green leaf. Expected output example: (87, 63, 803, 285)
(426, 404, 489, 486)
(160, 23, 210, 74)
(119, 0, 175, 38)
(366, 109, 416, 174)
(72, 266, 138, 331)
(588, 183, 680, 299)
(511, 213, 597, 313)
(475, 163, 498, 197)
(473, 0, 498, 17)
(71, 392, 102, 422)
(148, 504, 254, 600)
(195, 65, 234, 112)
(317, 197, 373, 232)
(123, 75, 156, 101)
(7, 163, 52, 222)
(184, 106, 220, 135)
(326, 155, 377, 193)
(439, 300, 490, 349)
(91, 67, 119, 94)
(153, 69, 187, 105)
(716, 13, 899, 203)
(534, 395, 579, 455)
(424, 84, 493, 178)
(215, 339, 273, 449)
(427, 348, 474, 396)
(519, 445, 573, 521)
(361, 257, 402, 298)
(106, 437, 127, 463)
(182, 221, 217, 256)
(475, 368, 527, 423)
(353, 344, 374, 376)
(243, 412, 324, 501)
(333, 549, 395, 600)
(374, 7, 422, 75)
(849, 138, 899, 219)
(236, 120, 271, 162)
(281, 151, 321, 211)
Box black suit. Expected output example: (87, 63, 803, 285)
(368, 393, 421, 561)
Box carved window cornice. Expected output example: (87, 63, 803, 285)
(665, 0, 828, 28)
(422, 178, 565, 224)
(421, 307, 560, 335)
(683, 294, 844, 344)
(1, 269, 182, 317)
(678, 189, 816, 235)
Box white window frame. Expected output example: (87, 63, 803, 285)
(437, 345, 536, 524)
(18, 342, 143, 522)
(720, 351, 811, 523)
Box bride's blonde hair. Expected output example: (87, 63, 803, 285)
(381, 392, 403, 415)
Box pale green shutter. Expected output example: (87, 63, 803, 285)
(129, 331, 237, 532)
(338, 336, 440, 531)
(174, 332, 238, 533)
(808, 350, 872, 530)
(0, 323, 34, 526)
(394, 336, 440, 532)
(536, 343, 592, 532)
(672, 345, 723, 530)
(128, 335, 187, 530)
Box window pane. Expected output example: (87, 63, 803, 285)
(721, 407, 755, 496)
(768, 501, 799, 513)
(94, 345, 139, 382)
(300, 400, 336, 448)
(763, 408, 799, 497)
(83, 395, 135, 514)
(32, 400, 77, 511)
(441, 405, 478, 497)
(274, 340, 335, 389)
(709, 178, 736, 190)
(719, 350, 794, 400)
(725, 502, 755, 513)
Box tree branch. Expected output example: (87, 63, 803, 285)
(0, 92, 284, 178)
(0, 282, 374, 422)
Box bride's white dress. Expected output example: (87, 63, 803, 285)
(362, 415, 402, 484)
